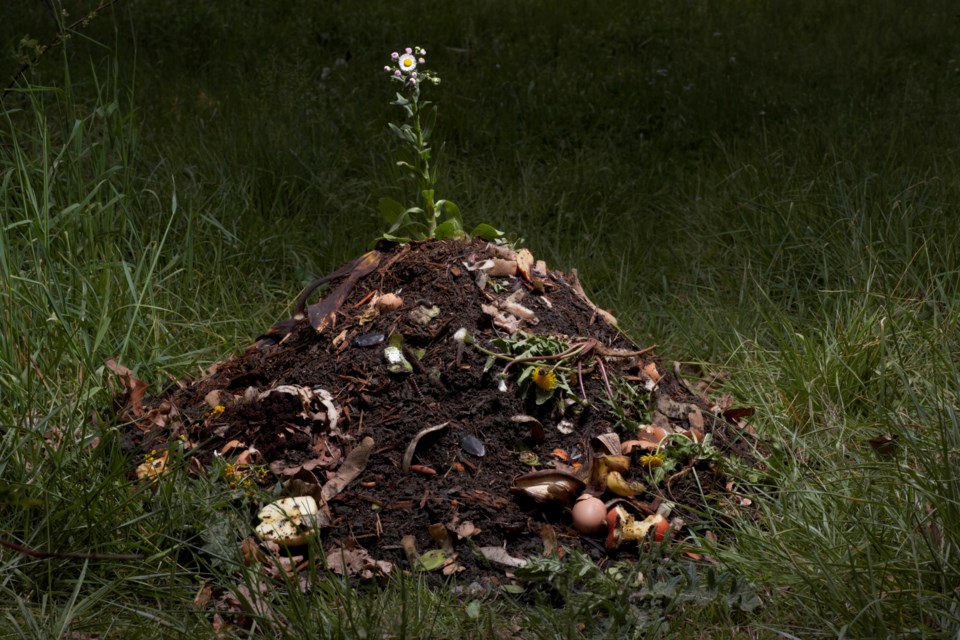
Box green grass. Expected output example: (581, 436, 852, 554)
(2, 0, 960, 637)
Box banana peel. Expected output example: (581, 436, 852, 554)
(605, 471, 645, 497)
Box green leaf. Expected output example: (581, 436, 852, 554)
(465, 600, 481, 619)
(378, 198, 405, 225)
(436, 199, 462, 223)
(434, 218, 464, 240)
(471, 223, 504, 241)
(535, 385, 555, 406)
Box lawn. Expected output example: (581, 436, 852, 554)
(1, 1, 959, 637)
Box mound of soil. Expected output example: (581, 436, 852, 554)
(125, 238, 762, 584)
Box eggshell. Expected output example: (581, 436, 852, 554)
(571, 494, 607, 534)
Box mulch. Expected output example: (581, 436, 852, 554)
(122, 237, 763, 586)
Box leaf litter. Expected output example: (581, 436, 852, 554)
(114, 238, 767, 627)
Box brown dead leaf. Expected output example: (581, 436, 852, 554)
(643, 362, 661, 383)
(325, 546, 393, 580)
(621, 439, 660, 454)
(723, 406, 756, 424)
(454, 521, 479, 539)
(868, 434, 898, 456)
(220, 439, 244, 456)
(308, 250, 381, 333)
(321, 436, 374, 502)
(540, 523, 560, 557)
(194, 581, 213, 608)
(105, 359, 148, 417)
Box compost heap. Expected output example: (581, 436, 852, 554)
(123, 238, 763, 584)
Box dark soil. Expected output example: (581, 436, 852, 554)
(126, 238, 763, 582)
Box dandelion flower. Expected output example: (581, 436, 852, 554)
(532, 367, 557, 392)
(640, 452, 666, 468)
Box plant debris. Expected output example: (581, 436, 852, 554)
(120, 238, 766, 595)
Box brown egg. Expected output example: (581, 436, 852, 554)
(571, 494, 608, 534)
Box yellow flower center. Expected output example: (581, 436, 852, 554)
(532, 367, 557, 391)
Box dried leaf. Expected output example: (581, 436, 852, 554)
(220, 439, 244, 456)
(105, 359, 148, 417)
(308, 250, 381, 332)
(868, 434, 898, 456)
(325, 546, 393, 580)
(484, 258, 518, 277)
(643, 362, 661, 383)
(478, 546, 527, 568)
(193, 581, 213, 608)
(540, 523, 560, 557)
(402, 423, 449, 473)
(429, 523, 455, 553)
(455, 521, 479, 539)
(592, 432, 622, 456)
(375, 293, 404, 312)
(321, 436, 374, 502)
(510, 414, 545, 443)
(723, 406, 756, 423)
(621, 439, 659, 454)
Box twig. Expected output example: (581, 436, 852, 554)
(0, 537, 143, 561)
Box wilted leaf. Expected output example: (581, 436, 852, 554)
(105, 359, 148, 417)
(325, 546, 393, 580)
(402, 423, 449, 473)
(321, 436, 374, 502)
(478, 546, 527, 568)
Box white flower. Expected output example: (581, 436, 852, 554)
(398, 53, 417, 73)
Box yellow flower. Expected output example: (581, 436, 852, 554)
(532, 367, 557, 392)
(209, 405, 225, 417)
(640, 453, 666, 468)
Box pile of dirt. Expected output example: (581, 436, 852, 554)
(124, 238, 763, 585)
